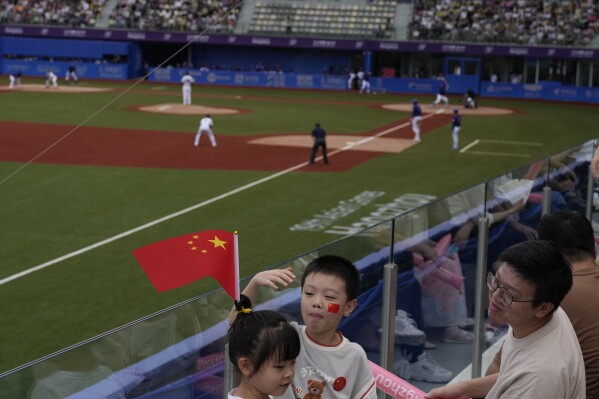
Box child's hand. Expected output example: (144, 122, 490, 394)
(252, 268, 296, 290)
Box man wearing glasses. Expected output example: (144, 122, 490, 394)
(426, 240, 585, 398)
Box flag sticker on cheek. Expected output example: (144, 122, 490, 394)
(328, 303, 340, 313)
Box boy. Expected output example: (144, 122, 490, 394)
(229, 255, 377, 399)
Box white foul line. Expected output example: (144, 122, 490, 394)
(465, 150, 531, 158)
(460, 139, 480, 153)
(0, 112, 439, 286)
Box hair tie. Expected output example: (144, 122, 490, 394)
(238, 306, 252, 314)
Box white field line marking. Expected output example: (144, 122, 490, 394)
(460, 139, 480, 153)
(466, 150, 531, 157)
(481, 139, 542, 146)
(0, 112, 439, 286)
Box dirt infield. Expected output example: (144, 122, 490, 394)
(137, 103, 243, 115)
(0, 84, 111, 93)
(0, 114, 452, 173)
(381, 103, 514, 115)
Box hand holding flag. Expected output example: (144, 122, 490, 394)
(133, 230, 239, 300)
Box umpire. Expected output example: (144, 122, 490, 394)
(309, 123, 329, 164)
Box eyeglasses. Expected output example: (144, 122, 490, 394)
(487, 272, 535, 308)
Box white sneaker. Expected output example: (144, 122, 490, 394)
(395, 357, 412, 380)
(442, 325, 473, 343)
(393, 310, 426, 344)
(408, 352, 453, 383)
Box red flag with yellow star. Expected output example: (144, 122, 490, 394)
(133, 230, 239, 300)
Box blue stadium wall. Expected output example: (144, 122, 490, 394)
(1, 25, 599, 103)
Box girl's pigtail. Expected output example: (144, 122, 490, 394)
(234, 294, 253, 316)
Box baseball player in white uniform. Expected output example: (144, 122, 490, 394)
(348, 70, 356, 90)
(194, 114, 217, 147)
(45, 71, 58, 89)
(181, 71, 195, 106)
(356, 69, 365, 89)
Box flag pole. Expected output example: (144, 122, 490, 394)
(234, 231, 240, 302)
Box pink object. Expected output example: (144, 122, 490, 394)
(414, 258, 465, 292)
(370, 361, 427, 399)
(527, 193, 543, 203)
(435, 234, 452, 257)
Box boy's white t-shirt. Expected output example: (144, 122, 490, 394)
(276, 322, 377, 399)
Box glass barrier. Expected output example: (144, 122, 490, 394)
(1, 139, 597, 398)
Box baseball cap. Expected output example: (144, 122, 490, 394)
(453, 109, 459, 113)
(412, 98, 418, 103)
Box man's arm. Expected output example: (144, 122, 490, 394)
(227, 268, 295, 325)
(425, 374, 498, 399)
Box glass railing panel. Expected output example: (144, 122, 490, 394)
(546, 140, 595, 216)
(0, 290, 235, 399)
(387, 184, 486, 392)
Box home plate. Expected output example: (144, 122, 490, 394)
(249, 135, 417, 153)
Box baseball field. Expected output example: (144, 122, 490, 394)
(0, 79, 597, 374)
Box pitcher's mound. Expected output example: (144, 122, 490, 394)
(1, 84, 110, 93)
(138, 103, 241, 115)
(382, 103, 514, 115)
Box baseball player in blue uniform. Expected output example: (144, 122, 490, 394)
(411, 98, 422, 142)
(8, 70, 22, 89)
(65, 65, 78, 84)
(432, 73, 449, 107)
(451, 109, 461, 150)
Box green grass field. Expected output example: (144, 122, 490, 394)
(0, 80, 597, 373)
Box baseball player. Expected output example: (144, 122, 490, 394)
(181, 71, 195, 106)
(359, 74, 371, 94)
(356, 69, 365, 89)
(8, 70, 22, 89)
(451, 108, 461, 150)
(463, 87, 477, 109)
(65, 65, 78, 84)
(194, 114, 217, 147)
(347, 70, 356, 90)
(45, 71, 58, 89)
(411, 98, 422, 142)
(432, 73, 449, 107)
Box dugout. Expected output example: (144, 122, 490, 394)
(0, 36, 143, 80)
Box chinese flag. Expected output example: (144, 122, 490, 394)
(133, 230, 239, 300)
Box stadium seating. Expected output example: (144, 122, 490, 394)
(247, 0, 397, 38)
(410, 0, 599, 46)
(0, 0, 106, 27)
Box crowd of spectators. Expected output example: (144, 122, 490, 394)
(0, 0, 105, 27)
(0, 0, 240, 33)
(106, 0, 238, 33)
(410, 0, 599, 46)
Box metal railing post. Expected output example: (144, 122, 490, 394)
(472, 216, 489, 378)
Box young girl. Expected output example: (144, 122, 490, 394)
(228, 295, 301, 399)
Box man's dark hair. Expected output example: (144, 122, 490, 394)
(538, 210, 595, 262)
(498, 240, 572, 311)
(301, 255, 360, 300)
